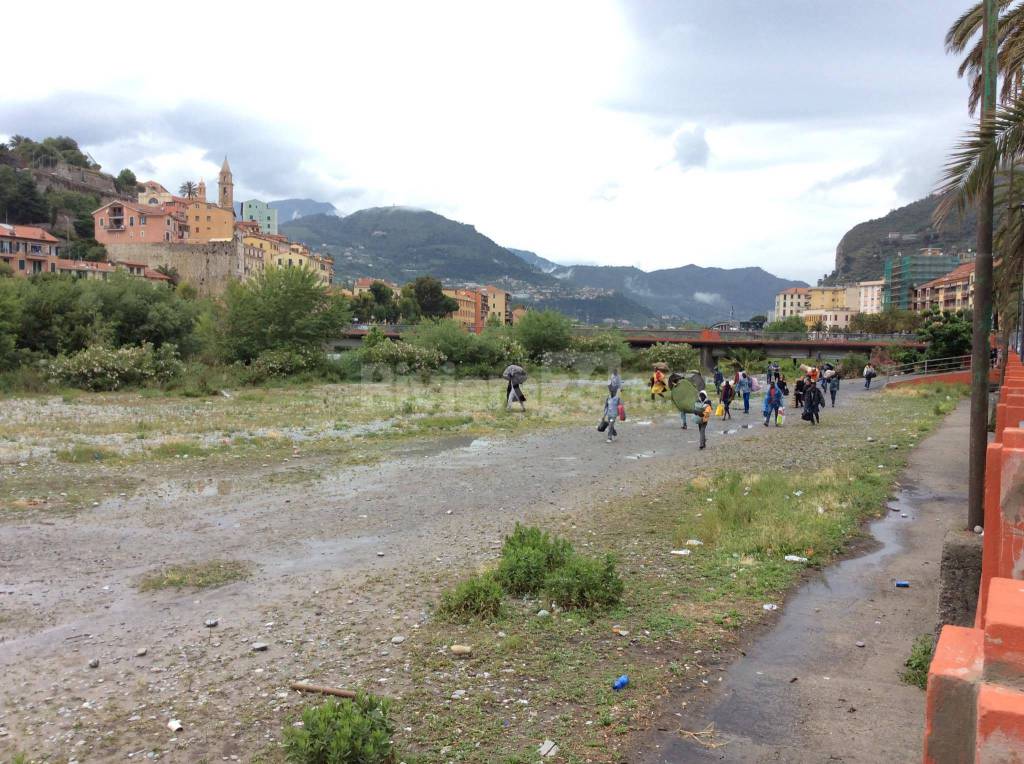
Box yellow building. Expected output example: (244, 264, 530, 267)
(807, 285, 859, 312)
(484, 285, 511, 325)
(265, 240, 334, 286)
(802, 308, 858, 331)
(243, 232, 290, 258)
(443, 288, 485, 332)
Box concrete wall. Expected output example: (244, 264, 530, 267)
(105, 240, 257, 297)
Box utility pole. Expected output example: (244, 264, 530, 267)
(968, 0, 998, 530)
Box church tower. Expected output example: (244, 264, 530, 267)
(197, 178, 207, 202)
(218, 157, 234, 212)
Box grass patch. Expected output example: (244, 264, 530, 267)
(56, 444, 118, 463)
(149, 440, 217, 459)
(283, 694, 395, 764)
(138, 559, 252, 591)
(901, 634, 935, 689)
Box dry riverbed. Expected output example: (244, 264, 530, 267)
(0, 378, 962, 762)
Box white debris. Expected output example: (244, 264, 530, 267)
(669, 549, 692, 556)
(784, 555, 808, 563)
(167, 719, 183, 732)
(763, 603, 779, 611)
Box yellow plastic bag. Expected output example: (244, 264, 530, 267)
(715, 403, 725, 417)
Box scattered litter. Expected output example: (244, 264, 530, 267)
(789, 676, 799, 683)
(867, 437, 876, 442)
(449, 644, 472, 657)
(685, 539, 704, 546)
(537, 609, 550, 618)
(974, 525, 984, 535)
(376, 551, 385, 557)
(784, 555, 808, 563)
(204, 618, 218, 628)
(391, 635, 406, 645)
(890, 444, 899, 450)
(539, 740, 559, 757)
(817, 507, 825, 515)
(251, 642, 269, 652)
(135, 648, 147, 657)
(763, 603, 779, 611)
(901, 513, 909, 518)
(167, 719, 183, 732)
(613, 674, 629, 691)
(793, 491, 804, 497)
(451, 689, 466, 700)
(895, 581, 911, 588)
(855, 641, 866, 648)
(87, 658, 99, 669)
(669, 549, 692, 556)
(611, 625, 630, 637)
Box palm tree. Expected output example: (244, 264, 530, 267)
(945, 1, 1024, 115)
(722, 347, 766, 372)
(178, 181, 198, 199)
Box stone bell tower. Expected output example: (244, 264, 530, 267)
(218, 157, 234, 212)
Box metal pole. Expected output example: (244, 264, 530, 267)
(968, 0, 999, 530)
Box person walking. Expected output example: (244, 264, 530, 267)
(650, 366, 668, 401)
(737, 371, 752, 414)
(502, 364, 527, 411)
(794, 376, 805, 409)
(802, 376, 824, 424)
(667, 372, 689, 429)
(828, 373, 840, 407)
(696, 390, 713, 450)
(863, 363, 877, 389)
(602, 388, 622, 443)
(762, 378, 783, 427)
(713, 368, 724, 395)
(720, 380, 734, 420)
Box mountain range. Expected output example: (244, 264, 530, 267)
(280, 206, 806, 323)
(269, 198, 338, 223)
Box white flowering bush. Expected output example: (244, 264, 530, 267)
(360, 339, 446, 372)
(249, 347, 323, 378)
(48, 343, 184, 391)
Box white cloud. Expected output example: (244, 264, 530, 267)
(0, 0, 974, 283)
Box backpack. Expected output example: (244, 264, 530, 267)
(693, 398, 707, 416)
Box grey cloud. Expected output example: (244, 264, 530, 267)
(693, 291, 724, 305)
(810, 160, 889, 193)
(673, 125, 709, 170)
(0, 92, 362, 205)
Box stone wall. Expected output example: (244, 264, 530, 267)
(106, 240, 262, 297)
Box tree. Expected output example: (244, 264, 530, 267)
(179, 181, 198, 199)
(114, 168, 138, 194)
(411, 276, 458, 318)
(66, 239, 107, 262)
(0, 166, 49, 224)
(748, 314, 767, 329)
(220, 266, 351, 362)
(917, 309, 973, 359)
(368, 281, 394, 305)
(723, 347, 767, 371)
(946, 2, 1024, 117)
(0, 279, 21, 370)
(764, 315, 806, 333)
(514, 309, 572, 359)
(155, 264, 180, 285)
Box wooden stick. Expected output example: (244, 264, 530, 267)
(289, 682, 358, 699)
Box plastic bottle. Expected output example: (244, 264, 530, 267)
(612, 674, 629, 691)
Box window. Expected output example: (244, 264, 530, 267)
(140, 215, 147, 225)
(18, 259, 25, 270)
(100, 218, 105, 227)
(165, 232, 171, 242)
(129, 216, 135, 226)
(50, 263, 55, 272)
(166, 218, 171, 226)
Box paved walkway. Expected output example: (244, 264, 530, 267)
(634, 400, 969, 763)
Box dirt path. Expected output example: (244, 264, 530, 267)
(633, 400, 968, 763)
(1, 382, 871, 762)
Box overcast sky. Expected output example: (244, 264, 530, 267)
(3, 1, 974, 282)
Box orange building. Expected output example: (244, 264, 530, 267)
(93, 200, 188, 245)
(444, 288, 486, 332)
(912, 261, 975, 313)
(0, 224, 62, 276)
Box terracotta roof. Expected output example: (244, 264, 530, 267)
(53, 259, 115, 272)
(780, 287, 809, 295)
(0, 223, 59, 243)
(143, 268, 173, 282)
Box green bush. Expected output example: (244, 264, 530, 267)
(837, 353, 869, 378)
(283, 694, 395, 764)
(438, 572, 505, 621)
(48, 343, 184, 391)
(496, 524, 574, 596)
(640, 342, 699, 371)
(514, 309, 572, 359)
(359, 339, 446, 373)
(250, 347, 323, 379)
(543, 553, 623, 609)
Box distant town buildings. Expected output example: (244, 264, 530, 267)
(857, 279, 884, 315)
(773, 287, 809, 319)
(240, 199, 278, 235)
(912, 261, 975, 313)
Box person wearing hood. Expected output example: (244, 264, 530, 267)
(696, 390, 713, 450)
(736, 371, 752, 414)
(802, 375, 825, 424)
(762, 376, 784, 427)
(608, 370, 622, 396)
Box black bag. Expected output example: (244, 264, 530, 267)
(801, 410, 813, 421)
(597, 419, 609, 432)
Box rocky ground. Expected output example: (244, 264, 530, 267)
(0, 380, 951, 762)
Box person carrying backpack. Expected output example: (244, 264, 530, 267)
(720, 380, 734, 420)
(863, 363, 877, 389)
(696, 390, 713, 450)
(762, 378, 783, 427)
(828, 373, 840, 407)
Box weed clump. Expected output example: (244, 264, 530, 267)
(496, 524, 573, 595)
(901, 634, 935, 690)
(438, 572, 505, 621)
(543, 553, 623, 609)
(283, 694, 394, 764)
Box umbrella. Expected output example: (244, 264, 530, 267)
(501, 364, 527, 385)
(652, 362, 670, 372)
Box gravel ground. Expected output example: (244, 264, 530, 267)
(0, 383, 890, 761)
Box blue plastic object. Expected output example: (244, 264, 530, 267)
(895, 580, 911, 588)
(613, 674, 629, 691)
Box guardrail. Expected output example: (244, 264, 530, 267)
(886, 354, 972, 378)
